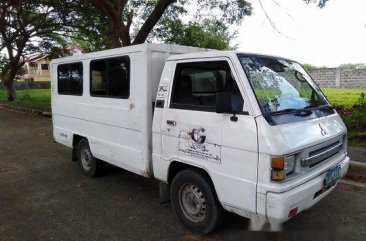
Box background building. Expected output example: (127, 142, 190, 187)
(22, 55, 50, 82)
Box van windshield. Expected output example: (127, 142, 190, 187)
(237, 54, 329, 116)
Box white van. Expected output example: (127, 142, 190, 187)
(51, 43, 350, 234)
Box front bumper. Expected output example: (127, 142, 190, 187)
(264, 155, 350, 224)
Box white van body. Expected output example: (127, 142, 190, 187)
(51, 44, 350, 231)
(52, 44, 207, 177)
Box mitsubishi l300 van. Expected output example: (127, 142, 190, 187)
(51, 44, 350, 234)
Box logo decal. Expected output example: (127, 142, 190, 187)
(158, 86, 167, 92)
(157, 85, 168, 99)
(190, 128, 206, 144)
(318, 123, 328, 136)
(178, 127, 221, 163)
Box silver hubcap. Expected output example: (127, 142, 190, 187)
(80, 146, 93, 171)
(179, 184, 207, 222)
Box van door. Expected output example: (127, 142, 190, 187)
(161, 59, 258, 215)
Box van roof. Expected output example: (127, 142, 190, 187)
(50, 43, 296, 64)
(50, 43, 210, 64)
(166, 50, 296, 63)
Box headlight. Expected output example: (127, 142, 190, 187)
(284, 155, 296, 174)
(271, 155, 296, 181)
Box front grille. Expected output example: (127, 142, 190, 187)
(301, 141, 343, 167)
(309, 141, 339, 157)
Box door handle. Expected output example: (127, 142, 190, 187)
(166, 120, 176, 126)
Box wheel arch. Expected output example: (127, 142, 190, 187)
(167, 161, 220, 201)
(72, 134, 85, 161)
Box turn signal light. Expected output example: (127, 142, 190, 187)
(271, 169, 285, 181)
(271, 156, 285, 169)
(271, 156, 286, 181)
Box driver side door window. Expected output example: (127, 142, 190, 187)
(170, 60, 244, 112)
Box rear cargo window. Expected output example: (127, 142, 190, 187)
(90, 56, 130, 98)
(57, 62, 83, 95)
(170, 61, 243, 112)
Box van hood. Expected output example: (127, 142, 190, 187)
(255, 113, 347, 155)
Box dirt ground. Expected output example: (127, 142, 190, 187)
(0, 109, 365, 241)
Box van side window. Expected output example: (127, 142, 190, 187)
(57, 62, 83, 95)
(90, 56, 130, 98)
(170, 61, 244, 112)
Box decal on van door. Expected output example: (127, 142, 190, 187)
(178, 127, 221, 163)
(157, 84, 168, 100)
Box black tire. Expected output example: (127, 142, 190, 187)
(171, 169, 223, 234)
(76, 138, 103, 177)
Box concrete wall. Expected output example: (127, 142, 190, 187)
(307, 68, 366, 88)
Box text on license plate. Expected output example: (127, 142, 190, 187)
(325, 165, 341, 189)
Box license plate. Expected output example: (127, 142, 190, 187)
(325, 165, 341, 189)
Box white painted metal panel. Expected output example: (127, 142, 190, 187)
(158, 57, 259, 215)
(52, 44, 208, 177)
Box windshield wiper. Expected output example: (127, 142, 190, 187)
(303, 104, 321, 109)
(270, 108, 313, 117)
(304, 104, 334, 111)
(270, 108, 299, 116)
(319, 105, 334, 111)
(269, 104, 334, 117)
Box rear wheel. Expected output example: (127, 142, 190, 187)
(171, 169, 222, 234)
(76, 138, 103, 177)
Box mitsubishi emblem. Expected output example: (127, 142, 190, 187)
(318, 123, 328, 136)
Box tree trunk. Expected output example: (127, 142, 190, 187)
(3, 78, 16, 101)
(1, 62, 19, 101)
(90, 0, 175, 47)
(108, 29, 123, 48)
(133, 0, 176, 45)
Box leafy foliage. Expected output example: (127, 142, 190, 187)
(0, 0, 333, 100)
(0, 0, 76, 99)
(322, 88, 366, 147)
(68, 0, 331, 50)
(303, 63, 318, 71)
(81, 0, 253, 47)
(356, 92, 366, 108)
(339, 63, 366, 70)
(0, 55, 7, 72)
(153, 19, 236, 50)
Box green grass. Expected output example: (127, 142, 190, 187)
(0, 89, 50, 106)
(1, 87, 363, 108)
(336, 106, 366, 148)
(321, 88, 366, 148)
(322, 88, 366, 107)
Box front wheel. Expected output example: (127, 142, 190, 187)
(171, 169, 223, 234)
(76, 138, 103, 177)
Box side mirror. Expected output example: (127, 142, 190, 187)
(216, 92, 234, 114)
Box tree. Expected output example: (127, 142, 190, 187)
(339, 63, 366, 70)
(63, 0, 239, 51)
(0, 0, 330, 101)
(0, 54, 8, 73)
(0, 0, 74, 101)
(303, 63, 318, 71)
(160, 19, 236, 50)
(85, 0, 329, 48)
(65, 1, 115, 52)
(85, 0, 252, 48)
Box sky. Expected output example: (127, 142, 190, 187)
(237, 0, 366, 67)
